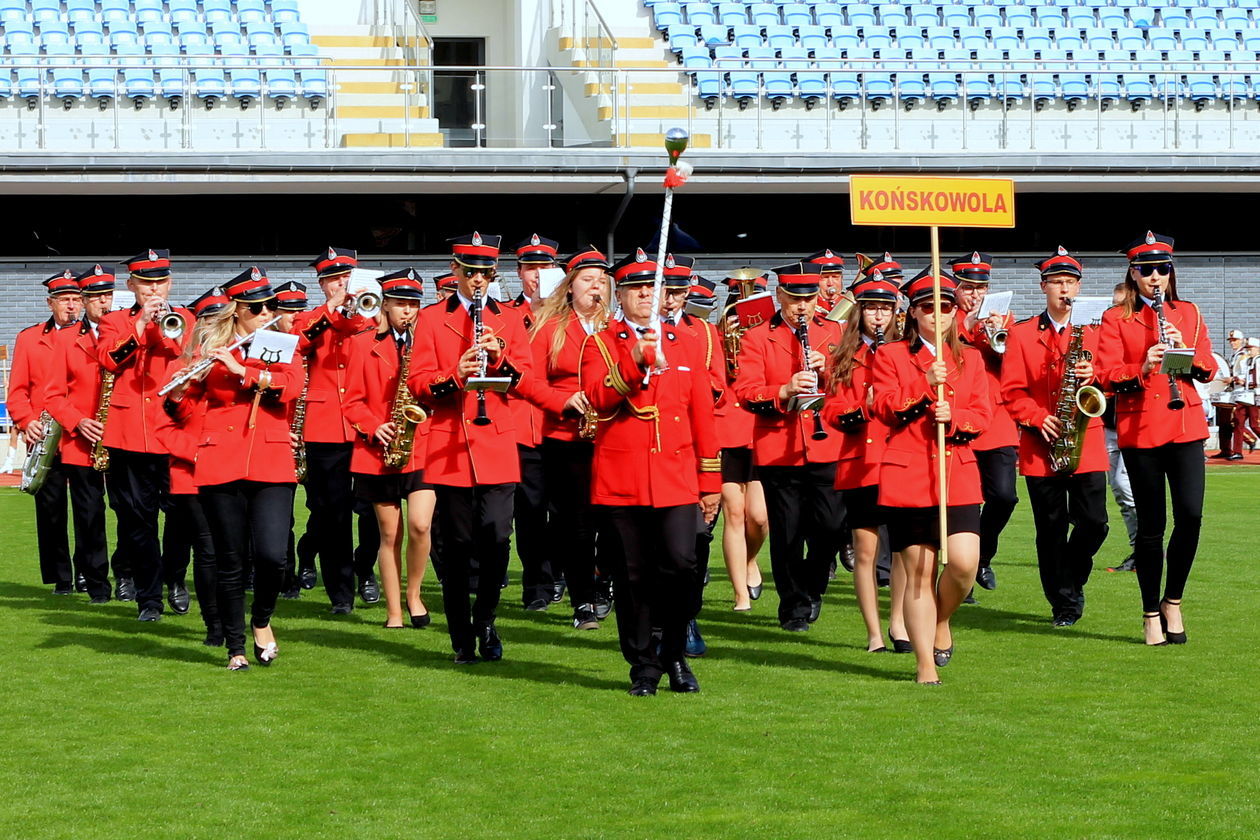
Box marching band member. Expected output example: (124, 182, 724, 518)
(872, 270, 990, 684)
(1210, 329, 1245, 459)
(527, 247, 612, 629)
(166, 268, 299, 670)
(154, 287, 231, 646)
(1230, 336, 1259, 459)
(506, 234, 557, 610)
(12, 271, 84, 596)
(823, 274, 909, 653)
(734, 262, 845, 633)
(272, 281, 310, 598)
(1096, 232, 1215, 646)
(96, 249, 191, 621)
(45, 267, 116, 603)
(951, 252, 1018, 597)
(716, 271, 768, 612)
(408, 233, 535, 664)
(804, 248, 846, 317)
(1001, 248, 1109, 626)
(293, 247, 375, 614)
(580, 249, 721, 695)
(433, 273, 458, 302)
(344, 269, 434, 630)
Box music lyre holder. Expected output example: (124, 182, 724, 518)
(464, 375, 512, 393)
(787, 393, 826, 412)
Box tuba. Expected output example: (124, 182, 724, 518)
(91, 371, 116, 472)
(20, 411, 62, 495)
(382, 329, 428, 468)
(720, 267, 764, 379)
(1048, 322, 1107, 474)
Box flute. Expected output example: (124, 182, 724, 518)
(158, 316, 282, 396)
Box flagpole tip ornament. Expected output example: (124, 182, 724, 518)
(664, 127, 689, 162)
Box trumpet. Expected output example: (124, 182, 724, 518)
(341, 290, 381, 320)
(158, 315, 282, 396)
(984, 322, 1008, 354)
(156, 300, 186, 340)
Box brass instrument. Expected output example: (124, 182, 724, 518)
(1049, 320, 1107, 474)
(984, 321, 1008, 354)
(20, 411, 62, 495)
(291, 359, 309, 483)
(341, 290, 381, 320)
(578, 296, 607, 440)
(1151, 287, 1185, 410)
(720, 267, 763, 379)
(383, 329, 428, 468)
(156, 299, 186, 341)
(158, 316, 282, 396)
(90, 370, 116, 472)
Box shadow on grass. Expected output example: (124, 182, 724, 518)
(949, 601, 1136, 644)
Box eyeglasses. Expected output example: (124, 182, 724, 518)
(459, 266, 497, 280)
(916, 301, 955, 314)
(1134, 263, 1172, 277)
(244, 300, 277, 315)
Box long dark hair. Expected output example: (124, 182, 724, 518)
(902, 305, 967, 369)
(828, 303, 902, 389)
(1117, 264, 1180, 319)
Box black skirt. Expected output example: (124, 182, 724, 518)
(720, 447, 759, 484)
(840, 485, 886, 531)
(354, 470, 432, 504)
(886, 503, 982, 553)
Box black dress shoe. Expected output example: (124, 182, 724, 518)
(359, 576, 380, 604)
(1053, 614, 1079, 627)
(168, 581, 190, 615)
(89, 594, 110, 605)
(573, 605, 600, 631)
(115, 578, 136, 602)
(684, 619, 707, 657)
(1107, 554, 1137, 572)
(53, 581, 73, 595)
(963, 589, 977, 604)
(410, 611, 431, 629)
(478, 623, 503, 661)
(976, 566, 997, 590)
(628, 678, 658, 696)
(454, 648, 477, 665)
(840, 545, 856, 573)
(551, 579, 567, 603)
(666, 660, 700, 693)
(330, 603, 353, 615)
(75, 573, 88, 593)
(808, 598, 822, 623)
(1228, 453, 1244, 461)
(781, 618, 810, 632)
(137, 606, 162, 622)
(298, 567, 317, 590)
(889, 630, 913, 654)
(748, 582, 763, 601)
(523, 598, 548, 612)
(933, 646, 954, 667)
(280, 586, 301, 600)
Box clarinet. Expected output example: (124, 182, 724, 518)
(874, 325, 885, 348)
(1151, 287, 1185, 411)
(470, 295, 492, 426)
(797, 313, 828, 441)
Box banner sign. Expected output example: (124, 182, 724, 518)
(850, 175, 1016, 228)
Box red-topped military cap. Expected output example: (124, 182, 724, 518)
(803, 248, 846, 270)
(75, 264, 115, 296)
(662, 253, 695, 288)
(857, 252, 903, 281)
(903, 268, 958, 306)
(223, 266, 276, 302)
(852, 276, 901, 304)
(513, 233, 559, 265)
(611, 247, 659, 287)
(190, 286, 230, 318)
(433, 272, 458, 292)
(771, 262, 823, 297)
(310, 246, 358, 279)
(44, 269, 81, 296)
(380, 268, 424, 300)
(273, 281, 308, 312)
(122, 248, 171, 280)
(565, 246, 609, 273)
(449, 231, 502, 269)
(949, 251, 993, 283)
(1124, 230, 1174, 264)
(1035, 245, 1083, 279)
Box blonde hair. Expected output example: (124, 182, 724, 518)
(530, 267, 612, 366)
(182, 302, 281, 362)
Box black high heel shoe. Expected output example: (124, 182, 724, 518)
(253, 641, 278, 666)
(1143, 612, 1168, 646)
(888, 629, 913, 654)
(1159, 599, 1187, 644)
(410, 611, 432, 628)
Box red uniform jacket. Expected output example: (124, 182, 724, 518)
(1095, 298, 1214, 449)
(293, 304, 371, 444)
(154, 362, 206, 496)
(957, 309, 1019, 451)
(870, 340, 991, 508)
(580, 319, 721, 507)
(823, 340, 891, 490)
(169, 346, 299, 487)
(407, 295, 534, 487)
(343, 329, 427, 476)
(9, 319, 67, 431)
(502, 302, 544, 448)
(1001, 314, 1108, 477)
(530, 314, 596, 443)
(733, 312, 843, 467)
(46, 321, 107, 468)
(97, 304, 193, 454)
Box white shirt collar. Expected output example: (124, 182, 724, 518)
(1047, 312, 1070, 333)
(920, 339, 937, 357)
(456, 291, 488, 312)
(861, 333, 875, 347)
(1139, 294, 1156, 308)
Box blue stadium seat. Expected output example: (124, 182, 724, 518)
(813, 2, 844, 29)
(1122, 61, 1152, 105)
(1008, 47, 1053, 102)
(1222, 8, 1250, 30)
(108, 23, 141, 47)
(973, 6, 1003, 29)
(248, 23, 280, 49)
(845, 3, 877, 28)
(145, 28, 177, 49)
(1083, 27, 1114, 49)
(988, 47, 1025, 101)
(1058, 60, 1089, 106)
(215, 30, 245, 50)
(292, 45, 327, 105)
(731, 23, 761, 47)
(799, 24, 828, 49)
(150, 42, 187, 102)
(256, 42, 298, 105)
(38, 22, 72, 47)
(1126, 5, 1156, 29)
(699, 23, 730, 46)
(1025, 28, 1053, 51)
(30, 0, 60, 24)
(949, 47, 990, 105)
(280, 22, 310, 50)
(1098, 7, 1126, 29)
(942, 5, 972, 28)
(1202, 49, 1246, 99)
(750, 2, 781, 27)
(1160, 7, 1191, 29)
(783, 3, 813, 27)
(1210, 31, 1240, 52)
(960, 26, 988, 49)
(729, 55, 760, 104)
(101, 0, 132, 23)
(815, 46, 856, 102)
(718, 2, 748, 25)
(1034, 8, 1065, 28)
(0, 65, 12, 101)
(786, 44, 826, 104)
(878, 4, 908, 28)
(186, 47, 227, 106)
(684, 1, 717, 25)
(858, 49, 894, 103)
(12, 42, 42, 102)
(1179, 29, 1209, 51)
(1095, 48, 1125, 103)
(1065, 7, 1096, 29)
(1116, 28, 1146, 49)
(757, 48, 794, 104)
(66, 0, 96, 23)
(925, 48, 959, 105)
(221, 42, 262, 106)
(1005, 6, 1035, 29)
(682, 44, 722, 102)
(831, 24, 861, 48)
(1052, 27, 1083, 50)
(45, 43, 84, 105)
(667, 23, 699, 49)
(1243, 31, 1260, 51)
(991, 27, 1021, 50)
(910, 4, 939, 27)
(74, 26, 106, 47)
(117, 42, 157, 106)
(894, 51, 927, 105)
(1148, 28, 1176, 51)
(180, 28, 212, 51)
(864, 25, 893, 48)
(133, 0, 165, 24)
(652, 2, 683, 29)
(237, 0, 269, 25)
(925, 26, 954, 48)
(1203, 0, 1230, 11)
(895, 27, 925, 48)
(272, 0, 302, 25)
(766, 23, 796, 47)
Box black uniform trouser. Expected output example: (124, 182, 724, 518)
(33, 455, 71, 587)
(434, 483, 515, 654)
(1025, 471, 1109, 618)
(302, 441, 355, 607)
(64, 464, 110, 598)
(598, 503, 702, 682)
(106, 448, 168, 613)
(164, 493, 219, 631)
(353, 495, 380, 583)
(758, 462, 847, 624)
(541, 439, 597, 605)
(975, 445, 1019, 567)
(200, 481, 294, 658)
(514, 443, 550, 605)
(1121, 441, 1205, 614)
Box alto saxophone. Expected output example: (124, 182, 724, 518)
(383, 330, 428, 469)
(578, 305, 608, 441)
(91, 370, 116, 472)
(291, 359, 309, 483)
(1048, 323, 1107, 474)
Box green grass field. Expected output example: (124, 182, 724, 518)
(3, 469, 1259, 839)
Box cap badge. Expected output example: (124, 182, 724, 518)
(871, 270, 884, 282)
(1145, 231, 1156, 245)
(328, 247, 337, 261)
(251, 267, 262, 282)
(530, 233, 540, 246)
(664, 254, 675, 268)
(148, 249, 158, 262)
(824, 249, 834, 258)
(407, 269, 416, 280)
(62, 269, 74, 280)
(635, 248, 647, 263)
(971, 251, 982, 264)
(1056, 245, 1068, 256)
(93, 264, 104, 275)
(472, 231, 483, 247)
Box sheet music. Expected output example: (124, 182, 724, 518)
(537, 267, 566, 301)
(347, 268, 384, 298)
(977, 290, 1012, 318)
(1068, 296, 1110, 326)
(247, 329, 299, 366)
(1159, 348, 1195, 376)
(112, 290, 136, 311)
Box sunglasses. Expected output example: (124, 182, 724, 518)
(244, 300, 277, 315)
(459, 266, 497, 280)
(916, 301, 955, 314)
(1134, 263, 1172, 277)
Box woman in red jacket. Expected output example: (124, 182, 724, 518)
(871, 272, 991, 684)
(1095, 232, 1215, 646)
(527, 248, 613, 629)
(166, 268, 299, 671)
(823, 276, 908, 653)
(343, 269, 435, 630)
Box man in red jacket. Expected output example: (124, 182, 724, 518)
(734, 262, 845, 632)
(95, 249, 191, 620)
(582, 249, 721, 695)
(952, 251, 1019, 596)
(292, 247, 375, 613)
(45, 267, 117, 603)
(10, 271, 83, 595)
(408, 232, 535, 664)
(1001, 247, 1109, 626)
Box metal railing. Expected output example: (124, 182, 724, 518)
(4, 59, 1260, 153)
